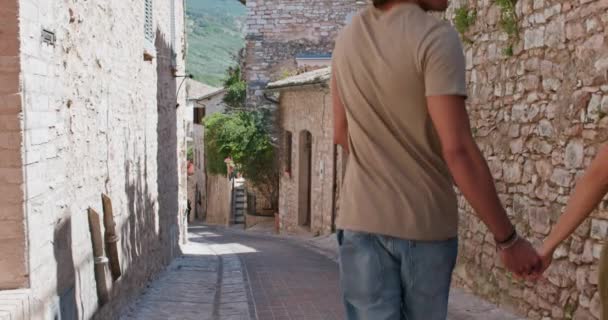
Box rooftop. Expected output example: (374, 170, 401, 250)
(186, 79, 225, 101)
(266, 67, 331, 90)
(295, 54, 332, 60)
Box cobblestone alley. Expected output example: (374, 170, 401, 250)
(120, 225, 523, 320)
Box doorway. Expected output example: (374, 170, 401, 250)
(298, 131, 313, 228)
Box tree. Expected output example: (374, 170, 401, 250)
(204, 110, 279, 209)
(222, 66, 247, 111)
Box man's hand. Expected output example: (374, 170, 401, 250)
(499, 238, 542, 277)
(519, 244, 554, 282)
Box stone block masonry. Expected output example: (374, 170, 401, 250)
(0, 0, 189, 319)
(274, 78, 343, 237)
(446, 0, 608, 318)
(243, 0, 367, 107)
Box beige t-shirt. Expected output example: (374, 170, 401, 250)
(332, 4, 467, 241)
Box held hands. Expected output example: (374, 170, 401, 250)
(526, 244, 554, 281)
(498, 237, 543, 278)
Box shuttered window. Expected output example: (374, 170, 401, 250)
(144, 0, 154, 44)
(285, 131, 293, 175)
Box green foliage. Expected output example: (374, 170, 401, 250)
(454, 7, 477, 37)
(187, 146, 194, 162)
(185, 0, 246, 86)
(223, 66, 247, 110)
(495, 0, 519, 56)
(204, 113, 231, 175)
(279, 68, 298, 81)
(204, 110, 279, 208)
(563, 301, 577, 320)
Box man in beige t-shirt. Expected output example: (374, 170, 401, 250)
(331, 0, 541, 318)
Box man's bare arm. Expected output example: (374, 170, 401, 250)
(427, 95, 540, 275)
(331, 73, 349, 153)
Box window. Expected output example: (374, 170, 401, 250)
(284, 131, 293, 176)
(143, 0, 155, 61)
(194, 108, 206, 125)
(144, 0, 154, 44)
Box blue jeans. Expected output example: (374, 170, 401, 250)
(338, 230, 458, 320)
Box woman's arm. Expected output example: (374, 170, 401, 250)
(540, 145, 608, 270)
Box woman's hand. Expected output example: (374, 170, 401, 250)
(538, 244, 555, 274)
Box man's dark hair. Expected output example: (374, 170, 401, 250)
(372, 0, 391, 7)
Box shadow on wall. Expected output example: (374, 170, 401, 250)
(24, 29, 183, 320)
(155, 28, 180, 260)
(92, 29, 183, 319)
(53, 217, 77, 320)
(122, 157, 158, 273)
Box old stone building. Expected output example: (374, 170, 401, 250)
(185, 79, 226, 222)
(445, 0, 607, 318)
(268, 0, 607, 315)
(243, 0, 367, 107)
(267, 68, 347, 236)
(0, 0, 187, 319)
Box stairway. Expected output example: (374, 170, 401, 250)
(232, 178, 246, 224)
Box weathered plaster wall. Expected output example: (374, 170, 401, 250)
(193, 123, 206, 220)
(0, 0, 28, 291)
(447, 0, 608, 318)
(14, 0, 187, 318)
(243, 0, 366, 107)
(278, 86, 336, 236)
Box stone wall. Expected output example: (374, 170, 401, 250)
(278, 86, 337, 236)
(0, 0, 28, 291)
(243, 0, 366, 107)
(447, 0, 608, 318)
(244, 213, 274, 230)
(9, 0, 188, 319)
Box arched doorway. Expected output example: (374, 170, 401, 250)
(298, 131, 312, 229)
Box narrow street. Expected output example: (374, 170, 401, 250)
(121, 225, 344, 320)
(121, 225, 524, 320)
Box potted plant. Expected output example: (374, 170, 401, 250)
(187, 147, 195, 176)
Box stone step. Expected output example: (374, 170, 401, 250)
(0, 289, 30, 320)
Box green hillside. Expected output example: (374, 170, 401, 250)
(186, 0, 246, 86)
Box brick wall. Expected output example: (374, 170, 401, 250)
(13, 0, 187, 318)
(446, 0, 608, 318)
(278, 86, 337, 236)
(243, 0, 366, 107)
(0, 0, 28, 291)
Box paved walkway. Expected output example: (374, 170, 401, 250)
(122, 225, 523, 320)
